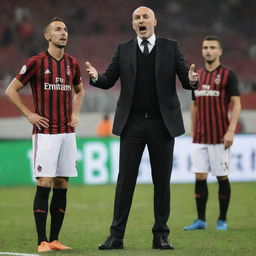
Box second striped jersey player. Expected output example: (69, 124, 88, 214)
(184, 35, 241, 232)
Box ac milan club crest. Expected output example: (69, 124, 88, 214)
(66, 65, 71, 76)
(214, 74, 221, 85)
(37, 165, 42, 172)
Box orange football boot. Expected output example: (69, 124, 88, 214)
(37, 241, 52, 253)
(49, 240, 72, 251)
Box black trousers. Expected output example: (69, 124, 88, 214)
(110, 113, 174, 239)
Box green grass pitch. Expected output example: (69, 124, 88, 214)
(0, 182, 255, 256)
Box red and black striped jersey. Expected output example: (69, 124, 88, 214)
(16, 51, 82, 134)
(192, 65, 240, 144)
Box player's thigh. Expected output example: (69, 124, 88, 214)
(57, 133, 77, 177)
(191, 143, 210, 173)
(208, 144, 231, 176)
(33, 134, 62, 177)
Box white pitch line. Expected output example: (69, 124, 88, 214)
(0, 253, 39, 256)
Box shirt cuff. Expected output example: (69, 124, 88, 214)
(190, 81, 198, 89)
(92, 77, 98, 83)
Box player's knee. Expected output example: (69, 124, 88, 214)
(53, 177, 69, 189)
(36, 177, 52, 187)
(196, 173, 207, 180)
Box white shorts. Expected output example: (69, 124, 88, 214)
(191, 143, 231, 176)
(32, 133, 78, 177)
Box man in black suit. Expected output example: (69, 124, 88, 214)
(86, 6, 199, 250)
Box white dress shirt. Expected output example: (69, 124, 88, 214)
(137, 34, 156, 54)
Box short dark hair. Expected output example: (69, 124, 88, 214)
(203, 35, 222, 49)
(44, 17, 64, 32)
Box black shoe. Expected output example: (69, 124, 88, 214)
(152, 236, 174, 250)
(98, 236, 124, 250)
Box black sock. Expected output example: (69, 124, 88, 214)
(195, 179, 208, 221)
(33, 186, 51, 245)
(218, 178, 231, 221)
(49, 188, 67, 242)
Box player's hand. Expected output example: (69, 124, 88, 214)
(188, 64, 199, 85)
(223, 131, 234, 149)
(27, 113, 49, 130)
(85, 61, 98, 80)
(69, 112, 80, 127)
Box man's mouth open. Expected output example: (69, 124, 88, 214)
(139, 26, 147, 33)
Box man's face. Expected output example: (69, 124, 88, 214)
(132, 7, 157, 39)
(202, 40, 222, 64)
(44, 21, 68, 48)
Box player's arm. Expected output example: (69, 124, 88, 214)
(70, 82, 85, 127)
(5, 78, 49, 129)
(190, 100, 198, 137)
(223, 96, 241, 149)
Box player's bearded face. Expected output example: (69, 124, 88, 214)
(45, 21, 68, 48)
(202, 40, 222, 64)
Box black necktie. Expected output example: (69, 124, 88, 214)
(141, 40, 149, 56)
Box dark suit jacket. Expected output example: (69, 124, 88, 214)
(91, 37, 196, 137)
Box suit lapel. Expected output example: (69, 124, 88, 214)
(129, 38, 137, 76)
(155, 37, 164, 80)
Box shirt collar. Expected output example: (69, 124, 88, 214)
(137, 34, 156, 46)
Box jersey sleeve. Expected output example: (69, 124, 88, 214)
(226, 70, 240, 96)
(15, 57, 37, 86)
(73, 60, 82, 86)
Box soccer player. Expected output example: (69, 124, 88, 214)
(184, 35, 241, 231)
(5, 18, 84, 252)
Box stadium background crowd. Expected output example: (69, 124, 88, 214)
(0, 0, 255, 135)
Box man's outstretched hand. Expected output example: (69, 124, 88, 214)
(188, 64, 199, 86)
(85, 61, 98, 80)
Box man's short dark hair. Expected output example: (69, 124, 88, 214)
(44, 17, 64, 32)
(203, 35, 222, 49)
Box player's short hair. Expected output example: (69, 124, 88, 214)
(44, 17, 64, 32)
(203, 35, 222, 49)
